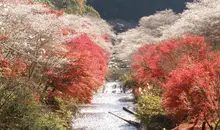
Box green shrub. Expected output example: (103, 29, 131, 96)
(0, 77, 77, 130)
(137, 93, 173, 130)
(84, 5, 100, 17)
(120, 73, 137, 89)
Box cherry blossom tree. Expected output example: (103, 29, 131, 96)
(161, 0, 220, 50)
(0, 0, 113, 102)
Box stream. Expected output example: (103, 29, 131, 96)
(72, 81, 138, 130)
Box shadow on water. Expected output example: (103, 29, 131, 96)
(118, 97, 135, 103)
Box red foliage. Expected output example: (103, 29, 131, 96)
(0, 47, 27, 77)
(162, 59, 219, 122)
(62, 29, 69, 36)
(132, 44, 162, 86)
(27, 1, 34, 5)
(0, 34, 10, 41)
(82, 21, 93, 29)
(62, 28, 78, 36)
(71, 29, 78, 35)
(101, 34, 111, 43)
(46, 34, 108, 102)
(132, 36, 220, 123)
(43, 4, 49, 8)
(32, 4, 64, 17)
(132, 36, 210, 87)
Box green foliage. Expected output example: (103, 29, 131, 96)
(137, 93, 173, 130)
(0, 77, 76, 130)
(84, 5, 100, 17)
(17, 103, 71, 130)
(120, 73, 137, 89)
(35, 0, 100, 16)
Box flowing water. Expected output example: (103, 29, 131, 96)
(72, 82, 138, 130)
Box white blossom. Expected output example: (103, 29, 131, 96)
(113, 10, 179, 64)
(0, 1, 113, 64)
(161, 0, 220, 43)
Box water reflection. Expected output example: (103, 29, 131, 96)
(72, 82, 138, 130)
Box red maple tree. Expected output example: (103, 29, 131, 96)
(132, 36, 220, 127)
(46, 34, 108, 102)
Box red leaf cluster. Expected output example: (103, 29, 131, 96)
(163, 59, 219, 122)
(61, 28, 78, 36)
(46, 34, 108, 102)
(101, 34, 111, 43)
(28, 2, 64, 17)
(0, 34, 10, 41)
(132, 36, 220, 123)
(0, 1, 111, 105)
(133, 36, 210, 87)
(0, 47, 27, 77)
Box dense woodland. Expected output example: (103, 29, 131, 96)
(0, 0, 219, 130)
